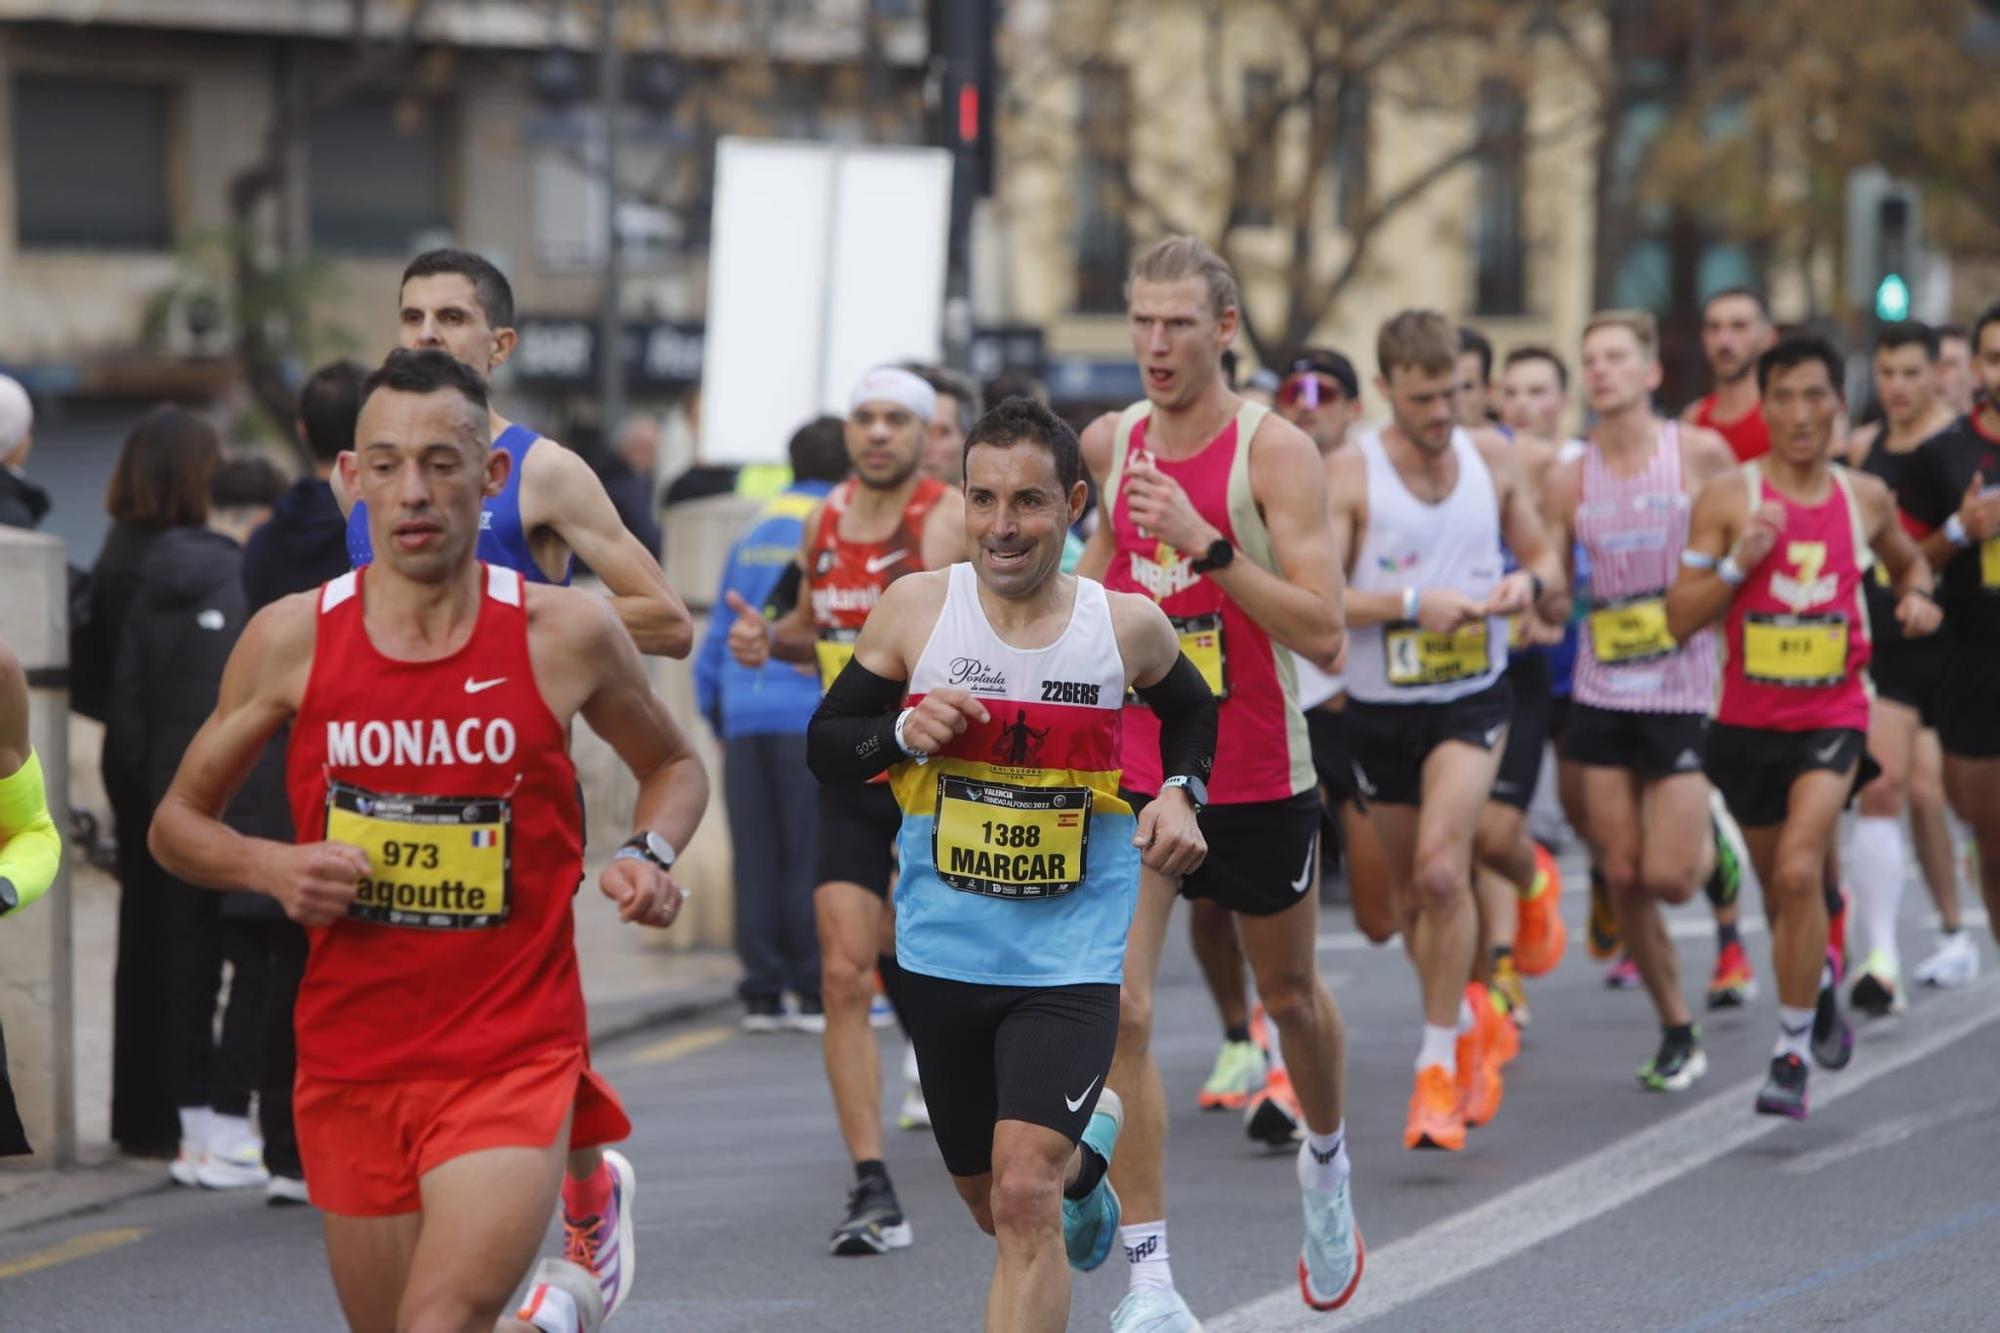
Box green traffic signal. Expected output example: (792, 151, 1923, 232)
(1875, 272, 1911, 322)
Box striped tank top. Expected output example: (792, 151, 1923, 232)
(1572, 423, 1717, 714)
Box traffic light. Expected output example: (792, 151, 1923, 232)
(1844, 167, 1923, 323)
(1874, 194, 1912, 321)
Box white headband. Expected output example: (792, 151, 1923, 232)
(848, 367, 936, 422)
(0, 375, 30, 455)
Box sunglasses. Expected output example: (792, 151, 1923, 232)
(1278, 374, 1346, 408)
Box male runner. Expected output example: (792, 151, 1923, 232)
(1330, 310, 1566, 1152)
(1078, 236, 1360, 1328)
(912, 364, 981, 487)
(727, 366, 964, 1255)
(149, 349, 710, 1332)
(1542, 311, 1745, 1090)
(1668, 333, 1939, 1120)
(1843, 322, 1964, 1012)
(808, 396, 1217, 1333)
(1454, 327, 1499, 428)
(1683, 288, 1778, 464)
(0, 631, 62, 1160)
(1936, 323, 1975, 419)
(1899, 301, 2000, 964)
(338, 248, 691, 657)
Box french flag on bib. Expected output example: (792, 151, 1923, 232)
(470, 829, 497, 848)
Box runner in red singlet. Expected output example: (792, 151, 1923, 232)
(726, 366, 964, 1257)
(1682, 288, 1777, 464)
(1669, 334, 1939, 1122)
(149, 349, 709, 1333)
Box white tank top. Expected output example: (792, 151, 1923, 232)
(1345, 426, 1509, 704)
(1290, 651, 1343, 710)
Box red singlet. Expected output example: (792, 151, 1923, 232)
(805, 475, 947, 689)
(1691, 393, 1771, 464)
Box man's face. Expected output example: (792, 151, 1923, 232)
(1276, 373, 1358, 455)
(1379, 363, 1459, 454)
(345, 388, 505, 584)
(1975, 325, 2000, 414)
(1579, 326, 1660, 419)
(1700, 295, 1773, 387)
(920, 392, 966, 486)
(1128, 277, 1236, 412)
(1938, 334, 1975, 416)
(963, 440, 1084, 599)
(398, 274, 513, 378)
(1872, 343, 1937, 429)
(1453, 350, 1491, 428)
(1499, 359, 1568, 439)
(845, 400, 925, 491)
(1761, 360, 1842, 466)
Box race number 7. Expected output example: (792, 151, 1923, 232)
(1786, 541, 1827, 588)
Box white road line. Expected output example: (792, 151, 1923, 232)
(1206, 973, 2000, 1332)
(1776, 1092, 1998, 1176)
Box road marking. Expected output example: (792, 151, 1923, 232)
(1207, 973, 2000, 1331)
(0, 1228, 147, 1282)
(1777, 1093, 1997, 1175)
(621, 1026, 733, 1066)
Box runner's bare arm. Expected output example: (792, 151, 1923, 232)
(1326, 445, 1399, 629)
(1074, 413, 1121, 582)
(920, 487, 969, 570)
(531, 442, 693, 658)
(1679, 425, 1740, 493)
(1478, 431, 1568, 623)
(571, 595, 709, 857)
(1108, 589, 1184, 690)
(1855, 472, 1942, 635)
(1541, 456, 1582, 606)
(1108, 590, 1212, 876)
(1666, 470, 1749, 640)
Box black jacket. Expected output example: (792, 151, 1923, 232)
(0, 467, 49, 531)
(243, 477, 350, 612)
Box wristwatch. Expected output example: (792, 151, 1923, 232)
(615, 831, 677, 873)
(1190, 538, 1234, 574)
(1160, 773, 1209, 812)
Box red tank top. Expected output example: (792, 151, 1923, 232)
(1101, 404, 1313, 803)
(287, 564, 586, 1082)
(1692, 394, 1771, 463)
(1716, 466, 1872, 732)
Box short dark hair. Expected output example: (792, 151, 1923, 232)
(787, 415, 849, 484)
(401, 248, 516, 330)
(1874, 321, 1939, 360)
(982, 370, 1049, 407)
(1973, 303, 2000, 357)
(299, 359, 367, 463)
(105, 405, 222, 528)
(1703, 286, 1771, 321)
(210, 454, 287, 511)
(363, 347, 492, 418)
(1936, 321, 1969, 345)
(964, 396, 1083, 494)
(1458, 326, 1494, 383)
(1503, 344, 1569, 393)
(1757, 333, 1845, 395)
(907, 365, 981, 433)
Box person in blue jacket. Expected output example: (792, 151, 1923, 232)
(695, 416, 851, 1029)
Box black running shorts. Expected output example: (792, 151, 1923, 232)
(1936, 648, 2000, 759)
(1491, 652, 1551, 811)
(898, 970, 1119, 1179)
(1869, 634, 1948, 730)
(814, 781, 901, 897)
(1345, 677, 1514, 808)
(1120, 787, 1325, 917)
(1562, 704, 1708, 780)
(1704, 724, 1872, 829)
(1306, 704, 1360, 808)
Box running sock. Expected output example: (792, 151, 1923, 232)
(1121, 1222, 1174, 1293)
(176, 1106, 212, 1153)
(1417, 1023, 1458, 1075)
(561, 1156, 614, 1220)
(1664, 1022, 1695, 1045)
(521, 1284, 580, 1333)
(1064, 1143, 1109, 1201)
(1224, 1022, 1252, 1046)
(1775, 1005, 1814, 1061)
(855, 1158, 890, 1186)
(1850, 816, 1905, 975)
(1716, 919, 1741, 951)
(1298, 1122, 1350, 1194)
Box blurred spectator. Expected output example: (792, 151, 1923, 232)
(1, 630, 61, 1157)
(600, 413, 665, 554)
(694, 415, 848, 1029)
(76, 406, 221, 1155)
(244, 361, 364, 610)
(0, 375, 46, 531)
(1240, 367, 1280, 407)
(982, 370, 1050, 407)
(907, 365, 980, 486)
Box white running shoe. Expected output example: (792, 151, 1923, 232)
(196, 1144, 271, 1190)
(168, 1146, 205, 1188)
(1111, 1286, 1204, 1331)
(1912, 930, 1980, 989)
(518, 1258, 606, 1333)
(265, 1175, 310, 1207)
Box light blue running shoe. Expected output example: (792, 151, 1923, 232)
(1298, 1171, 1364, 1311)
(1063, 1087, 1123, 1270)
(1110, 1285, 1203, 1332)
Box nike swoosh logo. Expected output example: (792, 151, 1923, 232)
(1815, 739, 1843, 763)
(464, 676, 508, 694)
(864, 550, 911, 574)
(1066, 1076, 1100, 1114)
(1290, 839, 1317, 895)
(1485, 724, 1506, 747)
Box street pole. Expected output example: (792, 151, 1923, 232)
(598, 0, 625, 438)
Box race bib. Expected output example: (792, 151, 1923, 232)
(1386, 622, 1492, 688)
(1982, 536, 2000, 591)
(932, 775, 1090, 899)
(325, 781, 510, 929)
(815, 630, 859, 692)
(1588, 594, 1675, 666)
(1743, 613, 1848, 688)
(1172, 614, 1228, 699)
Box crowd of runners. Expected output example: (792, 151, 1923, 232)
(2, 233, 1993, 1333)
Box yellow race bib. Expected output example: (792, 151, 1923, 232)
(932, 776, 1090, 899)
(1171, 614, 1228, 699)
(1386, 622, 1492, 688)
(1588, 594, 1676, 666)
(325, 782, 510, 929)
(1743, 613, 1848, 688)
(815, 631, 859, 692)
(1982, 536, 2000, 590)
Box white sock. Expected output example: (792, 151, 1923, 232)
(1122, 1221, 1173, 1293)
(523, 1284, 578, 1333)
(1417, 1023, 1458, 1075)
(1850, 816, 1905, 975)
(1456, 997, 1476, 1032)
(177, 1106, 212, 1153)
(1775, 1005, 1814, 1061)
(1298, 1122, 1350, 1194)
(207, 1112, 261, 1158)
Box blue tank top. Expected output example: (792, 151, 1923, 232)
(345, 424, 572, 585)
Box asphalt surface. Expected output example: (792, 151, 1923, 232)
(2, 854, 1996, 1331)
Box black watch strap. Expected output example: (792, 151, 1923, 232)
(1191, 539, 1234, 574)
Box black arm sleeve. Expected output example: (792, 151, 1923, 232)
(764, 562, 804, 618)
(1132, 652, 1217, 783)
(806, 657, 909, 785)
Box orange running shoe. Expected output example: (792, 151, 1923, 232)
(1514, 846, 1569, 976)
(1403, 1065, 1465, 1151)
(1244, 1065, 1305, 1148)
(1457, 986, 1507, 1127)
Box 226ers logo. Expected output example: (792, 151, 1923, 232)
(1128, 541, 1198, 602)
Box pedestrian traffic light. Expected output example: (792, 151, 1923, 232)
(1873, 195, 1912, 321)
(1875, 272, 1911, 323)
(1844, 167, 1923, 324)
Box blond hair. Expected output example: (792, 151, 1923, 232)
(1126, 235, 1240, 320)
(1375, 310, 1458, 378)
(1582, 309, 1659, 359)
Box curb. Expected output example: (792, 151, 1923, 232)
(587, 977, 741, 1050)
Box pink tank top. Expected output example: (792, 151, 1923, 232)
(1572, 424, 1717, 714)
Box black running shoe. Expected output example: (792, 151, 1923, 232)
(1812, 959, 1854, 1070)
(1754, 1054, 1809, 1120)
(829, 1176, 913, 1256)
(1637, 1027, 1709, 1092)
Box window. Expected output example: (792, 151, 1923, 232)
(532, 129, 677, 271)
(1332, 74, 1371, 232)
(12, 77, 171, 249)
(1073, 62, 1129, 314)
(1473, 80, 1526, 316)
(308, 95, 450, 253)
(1232, 69, 1281, 229)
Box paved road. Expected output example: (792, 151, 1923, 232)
(2, 861, 1996, 1331)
